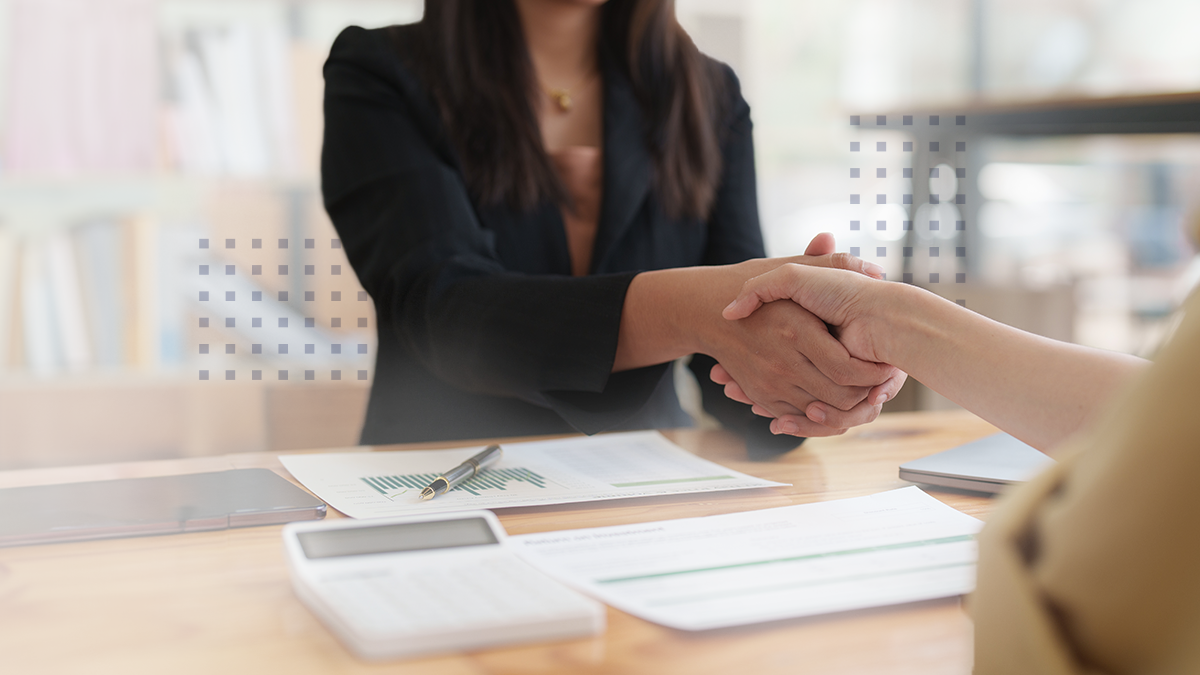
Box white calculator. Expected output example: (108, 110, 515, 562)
(282, 510, 605, 661)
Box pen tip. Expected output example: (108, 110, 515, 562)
(419, 488, 434, 501)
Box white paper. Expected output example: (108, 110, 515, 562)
(510, 487, 983, 630)
(280, 431, 787, 519)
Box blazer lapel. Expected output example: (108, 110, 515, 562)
(592, 57, 652, 273)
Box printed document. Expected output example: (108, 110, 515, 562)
(280, 431, 786, 519)
(510, 487, 982, 630)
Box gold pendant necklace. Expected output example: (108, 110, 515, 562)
(541, 70, 597, 114)
(548, 88, 573, 112)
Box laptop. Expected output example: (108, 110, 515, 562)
(0, 468, 326, 547)
(899, 432, 1055, 494)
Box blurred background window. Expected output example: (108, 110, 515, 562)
(1, 0, 1196, 466)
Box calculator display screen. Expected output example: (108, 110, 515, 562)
(298, 517, 499, 559)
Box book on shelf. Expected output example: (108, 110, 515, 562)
(5, 213, 372, 377)
(8, 216, 189, 376)
(0, 229, 17, 370)
(74, 220, 127, 368)
(128, 214, 160, 369)
(19, 237, 60, 374)
(45, 231, 91, 370)
(5, 0, 304, 179)
(0, 3, 374, 378)
(165, 22, 298, 177)
(2, 0, 158, 176)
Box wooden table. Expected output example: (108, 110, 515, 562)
(0, 410, 999, 675)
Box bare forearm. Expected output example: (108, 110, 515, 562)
(875, 284, 1148, 452)
(614, 267, 701, 372)
(614, 260, 782, 372)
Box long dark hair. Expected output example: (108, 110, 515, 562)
(405, 0, 726, 220)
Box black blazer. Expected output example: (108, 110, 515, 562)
(322, 24, 801, 453)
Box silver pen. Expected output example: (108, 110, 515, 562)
(419, 444, 503, 500)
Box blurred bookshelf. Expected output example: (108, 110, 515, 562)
(5, 0, 1200, 464)
(0, 0, 422, 465)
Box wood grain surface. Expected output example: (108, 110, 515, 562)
(0, 410, 1000, 675)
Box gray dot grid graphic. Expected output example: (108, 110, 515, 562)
(195, 237, 372, 382)
(850, 113, 967, 308)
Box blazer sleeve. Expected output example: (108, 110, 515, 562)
(321, 27, 646, 431)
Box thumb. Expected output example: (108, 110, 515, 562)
(804, 232, 836, 256)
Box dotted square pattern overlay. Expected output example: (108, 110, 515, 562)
(849, 113, 967, 308)
(195, 237, 372, 382)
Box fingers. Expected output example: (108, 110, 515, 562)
(803, 368, 907, 424)
(795, 318, 898, 389)
(803, 233, 884, 281)
(713, 360, 851, 421)
(712, 363, 791, 412)
(725, 248, 884, 323)
(721, 378, 756, 408)
(709, 362, 732, 385)
(866, 369, 908, 406)
(712, 357, 905, 437)
(802, 396, 883, 431)
(768, 392, 886, 437)
(715, 356, 887, 437)
(752, 399, 804, 418)
(722, 265, 805, 321)
(808, 252, 885, 279)
(716, 363, 863, 424)
(714, 300, 879, 417)
(723, 262, 872, 323)
(769, 415, 851, 438)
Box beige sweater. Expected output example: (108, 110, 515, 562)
(973, 288, 1200, 674)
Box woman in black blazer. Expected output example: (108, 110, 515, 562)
(321, 0, 901, 449)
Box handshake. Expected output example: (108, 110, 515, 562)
(697, 232, 1147, 451)
(701, 233, 907, 438)
(624, 229, 1138, 448)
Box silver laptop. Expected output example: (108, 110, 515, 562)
(899, 432, 1054, 494)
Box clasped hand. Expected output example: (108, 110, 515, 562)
(708, 234, 905, 437)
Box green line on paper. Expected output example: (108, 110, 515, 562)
(596, 534, 976, 584)
(646, 561, 974, 607)
(610, 475, 735, 488)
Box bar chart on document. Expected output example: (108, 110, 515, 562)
(360, 467, 551, 500)
(280, 431, 787, 519)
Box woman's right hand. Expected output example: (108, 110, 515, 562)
(616, 243, 897, 436)
(722, 263, 891, 361)
(692, 235, 900, 435)
(717, 263, 901, 435)
(698, 286, 897, 433)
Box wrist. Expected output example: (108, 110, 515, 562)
(674, 264, 745, 356)
(644, 261, 772, 358)
(871, 281, 961, 371)
(618, 266, 723, 370)
(869, 281, 925, 366)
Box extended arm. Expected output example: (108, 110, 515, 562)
(324, 28, 897, 436)
(620, 244, 905, 432)
(613, 64, 899, 431)
(723, 263, 1148, 452)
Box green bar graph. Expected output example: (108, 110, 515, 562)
(360, 467, 548, 497)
